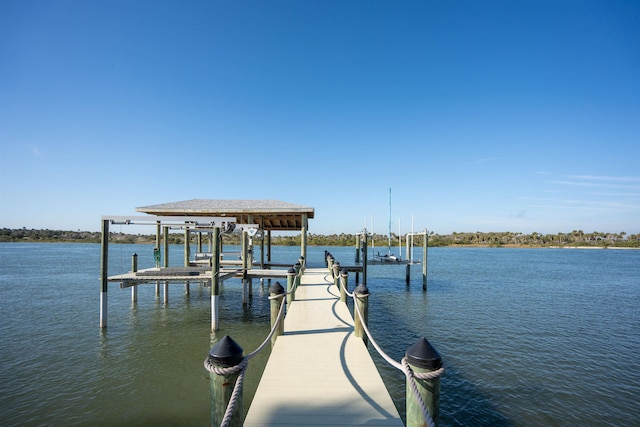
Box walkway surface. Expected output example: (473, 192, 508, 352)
(243, 267, 403, 427)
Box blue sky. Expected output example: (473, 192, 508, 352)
(1, 0, 639, 236)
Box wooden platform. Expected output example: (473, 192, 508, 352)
(244, 267, 403, 426)
(107, 267, 292, 288)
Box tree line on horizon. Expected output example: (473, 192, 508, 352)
(1, 227, 639, 248)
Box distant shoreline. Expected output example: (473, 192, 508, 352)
(1, 228, 638, 249)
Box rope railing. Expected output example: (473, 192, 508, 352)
(204, 290, 286, 427)
(328, 251, 444, 427)
(351, 290, 443, 427)
(204, 262, 302, 427)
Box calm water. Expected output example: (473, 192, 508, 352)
(0, 243, 639, 426)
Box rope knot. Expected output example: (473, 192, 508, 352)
(204, 356, 248, 376)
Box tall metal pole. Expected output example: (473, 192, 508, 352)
(388, 188, 392, 255)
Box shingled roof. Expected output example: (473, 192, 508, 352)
(136, 199, 314, 231)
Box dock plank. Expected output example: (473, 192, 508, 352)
(244, 268, 403, 427)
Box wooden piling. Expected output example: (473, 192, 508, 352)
(340, 269, 348, 303)
(293, 261, 301, 298)
(211, 227, 221, 331)
(184, 228, 190, 295)
(131, 253, 138, 303)
(269, 282, 285, 348)
(184, 227, 190, 267)
(242, 229, 249, 305)
(208, 336, 244, 427)
(406, 263, 411, 285)
(286, 268, 296, 305)
(405, 337, 442, 427)
(354, 283, 369, 346)
(99, 219, 109, 328)
(301, 213, 308, 262)
(423, 231, 428, 291)
(163, 226, 169, 267)
(362, 232, 368, 285)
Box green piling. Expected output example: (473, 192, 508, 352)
(340, 268, 348, 303)
(332, 261, 340, 289)
(405, 337, 442, 427)
(286, 268, 296, 305)
(207, 336, 244, 427)
(269, 282, 285, 347)
(354, 283, 369, 346)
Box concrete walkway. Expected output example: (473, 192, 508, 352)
(244, 267, 403, 427)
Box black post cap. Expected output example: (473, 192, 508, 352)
(208, 335, 244, 368)
(340, 268, 348, 276)
(269, 281, 285, 295)
(354, 283, 369, 296)
(405, 337, 442, 370)
(287, 268, 296, 275)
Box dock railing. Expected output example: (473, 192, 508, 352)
(203, 261, 302, 427)
(327, 251, 445, 427)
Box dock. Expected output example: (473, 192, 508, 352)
(243, 267, 403, 426)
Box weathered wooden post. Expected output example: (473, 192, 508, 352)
(207, 336, 244, 427)
(406, 263, 411, 285)
(163, 226, 169, 267)
(332, 261, 340, 289)
(286, 268, 296, 305)
(260, 223, 265, 269)
(300, 213, 308, 264)
(163, 226, 169, 304)
(184, 227, 190, 267)
(241, 229, 249, 305)
(294, 261, 301, 296)
(269, 282, 285, 348)
(155, 222, 161, 296)
(423, 230, 429, 291)
(298, 256, 305, 273)
(131, 253, 138, 303)
(405, 337, 442, 427)
(354, 283, 369, 346)
(266, 230, 271, 264)
(211, 227, 221, 331)
(327, 254, 334, 275)
(99, 219, 109, 328)
(362, 232, 368, 285)
(355, 235, 361, 263)
(184, 228, 190, 295)
(340, 268, 348, 303)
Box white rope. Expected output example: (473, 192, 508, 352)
(348, 276, 445, 427)
(351, 292, 403, 371)
(246, 293, 286, 360)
